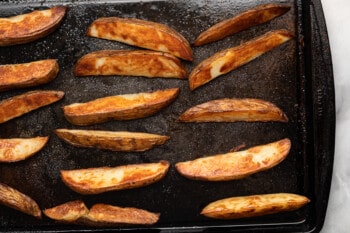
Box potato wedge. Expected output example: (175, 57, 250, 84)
(189, 29, 294, 90)
(175, 138, 291, 181)
(0, 136, 49, 162)
(0, 6, 67, 46)
(87, 17, 193, 61)
(44, 200, 159, 226)
(63, 88, 179, 126)
(82, 204, 159, 226)
(74, 50, 186, 79)
(178, 98, 288, 123)
(0, 90, 64, 124)
(193, 4, 291, 46)
(201, 193, 310, 219)
(55, 129, 169, 152)
(0, 182, 41, 219)
(44, 200, 89, 222)
(0, 59, 59, 92)
(61, 160, 170, 194)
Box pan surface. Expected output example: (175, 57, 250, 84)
(0, 0, 334, 232)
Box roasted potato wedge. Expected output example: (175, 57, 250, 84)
(55, 129, 169, 152)
(189, 29, 294, 90)
(44, 200, 89, 222)
(82, 204, 159, 226)
(0, 6, 67, 46)
(175, 138, 291, 181)
(0, 59, 59, 92)
(63, 88, 179, 126)
(61, 160, 170, 194)
(0, 90, 64, 124)
(87, 17, 193, 61)
(201, 193, 310, 219)
(44, 200, 159, 226)
(194, 4, 291, 46)
(74, 50, 187, 79)
(0, 136, 49, 162)
(178, 98, 288, 123)
(0, 182, 41, 219)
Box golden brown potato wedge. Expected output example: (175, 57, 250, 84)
(74, 50, 187, 79)
(61, 160, 170, 194)
(87, 17, 193, 61)
(0, 6, 67, 46)
(194, 4, 291, 46)
(189, 29, 294, 90)
(175, 138, 291, 181)
(82, 204, 160, 226)
(201, 193, 310, 219)
(0, 59, 59, 92)
(44, 200, 160, 226)
(55, 129, 169, 152)
(0, 90, 64, 124)
(63, 88, 179, 126)
(44, 200, 89, 222)
(178, 98, 288, 123)
(0, 136, 49, 162)
(0, 182, 41, 219)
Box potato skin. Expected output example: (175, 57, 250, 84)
(179, 98, 288, 123)
(74, 50, 187, 79)
(87, 17, 193, 61)
(0, 136, 49, 162)
(0, 6, 67, 46)
(0, 182, 41, 219)
(194, 4, 291, 46)
(55, 129, 169, 152)
(61, 160, 170, 194)
(63, 88, 179, 126)
(189, 30, 294, 90)
(201, 193, 310, 219)
(0, 90, 64, 124)
(175, 138, 291, 181)
(0, 59, 59, 92)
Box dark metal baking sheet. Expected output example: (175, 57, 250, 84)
(0, 0, 334, 232)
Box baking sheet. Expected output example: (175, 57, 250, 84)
(0, 0, 335, 232)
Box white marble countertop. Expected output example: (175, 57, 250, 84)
(319, 0, 350, 232)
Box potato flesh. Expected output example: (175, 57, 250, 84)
(74, 50, 187, 79)
(63, 88, 179, 125)
(201, 193, 310, 219)
(175, 138, 291, 181)
(55, 129, 169, 152)
(61, 161, 170, 194)
(84, 204, 159, 226)
(44, 200, 88, 222)
(0, 182, 41, 219)
(0, 59, 59, 91)
(194, 4, 291, 46)
(44, 200, 159, 226)
(0, 90, 64, 124)
(0, 6, 67, 46)
(189, 30, 294, 90)
(179, 98, 288, 122)
(0, 137, 49, 162)
(87, 17, 193, 61)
